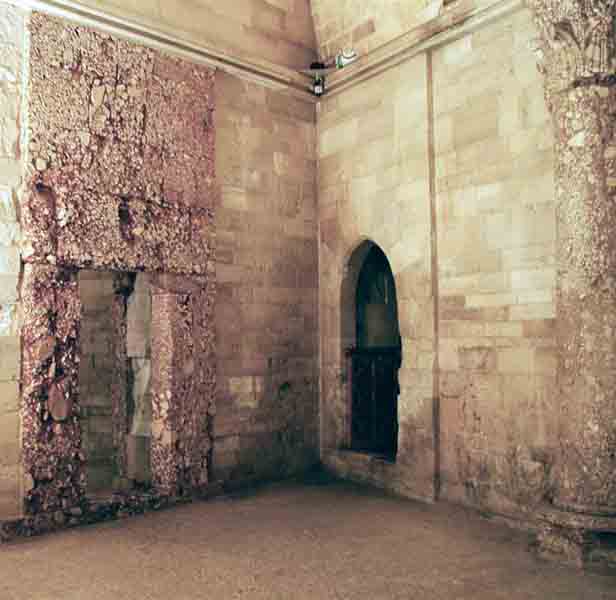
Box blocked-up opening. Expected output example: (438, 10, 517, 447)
(78, 271, 152, 498)
(125, 274, 152, 488)
(79, 271, 116, 495)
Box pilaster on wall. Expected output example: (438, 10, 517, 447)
(528, 0, 616, 568)
(0, 0, 26, 520)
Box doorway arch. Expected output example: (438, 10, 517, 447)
(341, 241, 401, 461)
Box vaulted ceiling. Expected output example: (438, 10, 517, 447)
(66, 0, 440, 70)
(71, 0, 318, 68)
(309, 0, 432, 61)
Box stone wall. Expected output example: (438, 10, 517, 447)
(310, 0, 445, 60)
(434, 8, 556, 515)
(526, 0, 616, 567)
(0, 1, 25, 519)
(310, 0, 429, 60)
(0, 1, 321, 527)
(77, 270, 153, 495)
(319, 54, 437, 501)
(214, 70, 319, 484)
(78, 271, 117, 495)
(15, 12, 217, 518)
(69, 0, 317, 70)
(319, 6, 558, 517)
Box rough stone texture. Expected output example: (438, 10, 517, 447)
(150, 274, 215, 496)
(13, 12, 217, 523)
(0, 487, 185, 542)
(213, 70, 319, 484)
(319, 54, 437, 502)
(0, 0, 25, 520)
(70, 0, 317, 70)
(20, 264, 84, 515)
(434, 9, 558, 518)
(526, 0, 616, 567)
(25, 15, 216, 274)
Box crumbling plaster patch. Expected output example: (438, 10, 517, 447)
(13, 12, 217, 527)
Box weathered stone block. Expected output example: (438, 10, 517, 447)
(0, 411, 19, 466)
(497, 346, 533, 374)
(533, 348, 557, 376)
(454, 106, 499, 148)
(0, 3, 23, 46)
(0, 274, 17, 306)
(0, 464, 20, 519)
(0, 185, 15, 221)
(459, 346, 497, 371)
(0, 44, 20, 83)
(0, 335, 19, 380)
(0, 380, 18, 414)
(0, 112, 18, 158)
(511, 268, 555, 291)
(509, 303, 555, 321)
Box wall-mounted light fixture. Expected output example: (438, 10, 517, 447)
(302, 62, 334, 97)
(312, 72, 325, 97)
(301, 51, 358, 97)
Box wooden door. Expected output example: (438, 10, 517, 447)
(349, 347, 399, 460)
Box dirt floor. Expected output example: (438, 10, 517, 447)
(0, 478, 614, 599)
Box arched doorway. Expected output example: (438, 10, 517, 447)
(344, 242, 401, 461)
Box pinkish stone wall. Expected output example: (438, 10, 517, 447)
(25, 15, 216, 271)
(10, 12, 319, 528)
(20, 13, 216, 516)
(213, 71, 319, 483)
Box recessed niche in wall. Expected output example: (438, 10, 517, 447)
(78, 271, 152, 498)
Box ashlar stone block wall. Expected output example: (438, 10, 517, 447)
(0, 1, 25, 519)
(78, 271, 117, 494)
(214, 71, 319, 483)
(310, 0, 432, 60)
(434, 9, 556, 515)
(319, 6, 558, 518)
(319, 54, 437, 501)
(309, 0, 477, 61)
